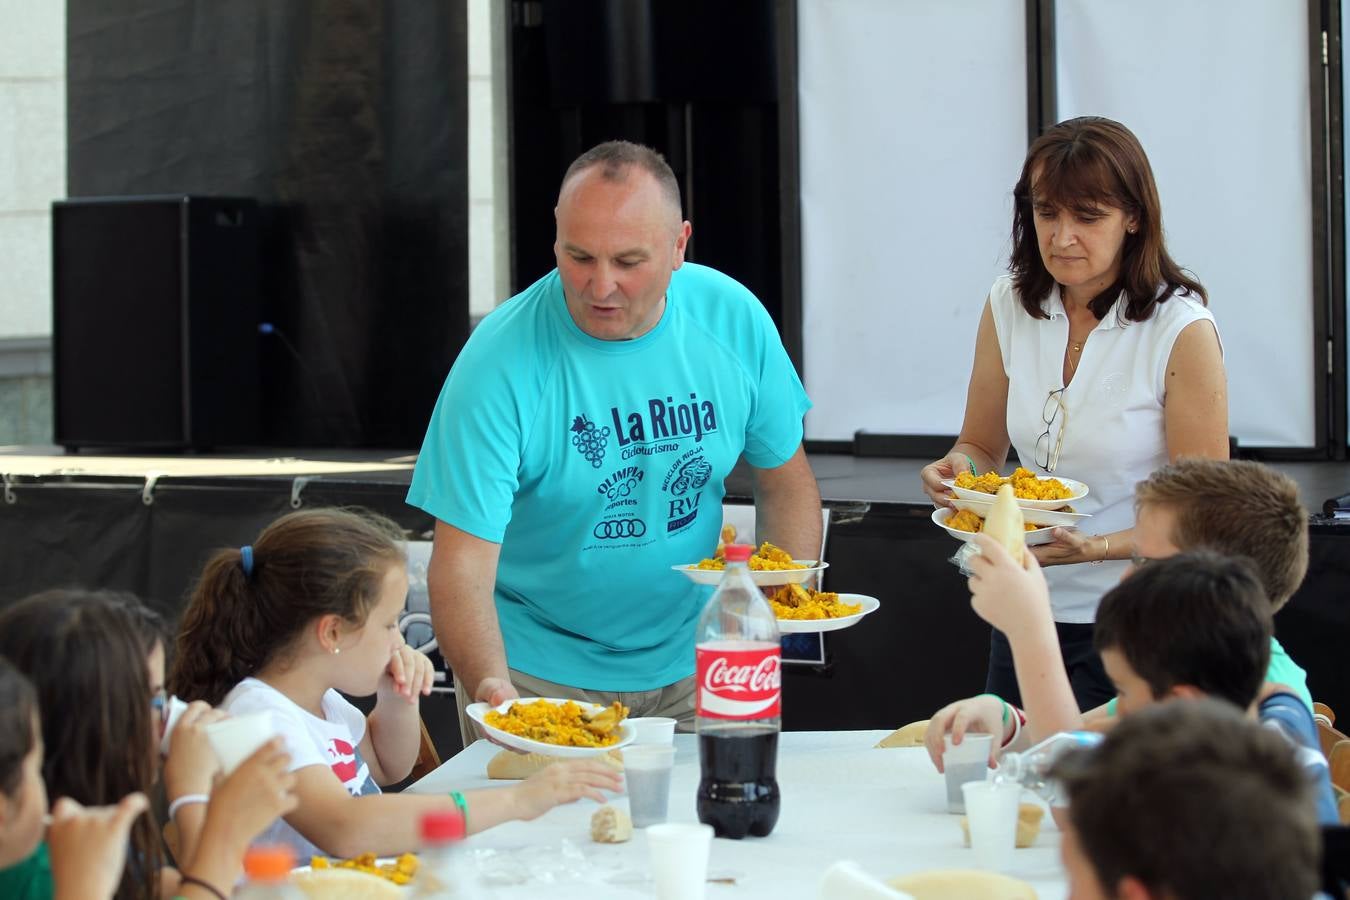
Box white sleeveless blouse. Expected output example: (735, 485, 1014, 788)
(988, 275, 1218, 623)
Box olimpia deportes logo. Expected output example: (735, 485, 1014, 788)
(570, 414, 611, 468)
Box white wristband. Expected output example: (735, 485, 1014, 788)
(168, 793, 210, 821)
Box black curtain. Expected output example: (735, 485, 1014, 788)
(509, 0, 785, 328)
(66, 0, 469, 447)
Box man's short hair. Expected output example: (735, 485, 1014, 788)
(1051, 699, 1320, 900)
(1135, 458, 1308, 610)
(559, 140, 683, 215)
(1094, 551, 1270, 708)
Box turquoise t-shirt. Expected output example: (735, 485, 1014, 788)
(408, 264, 810, 691)
(0, 842, 53, 900)
(1105, 635, 1313, 716)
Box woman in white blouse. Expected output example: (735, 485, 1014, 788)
(920, 117, 1228, 709)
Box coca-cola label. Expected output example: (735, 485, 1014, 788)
(695, 642, 781, 720)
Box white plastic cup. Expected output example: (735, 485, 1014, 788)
(159, 696, 189, 757)
(204, 711, 278, 774)
(624, 744, 676, 827)
(647, 822, 713, 900)
(942, 733, 993, 814)
(628, 716, 678, 745)
(962, 780, 1022, 871)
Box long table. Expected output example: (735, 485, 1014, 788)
(409, 731, 1068, 898)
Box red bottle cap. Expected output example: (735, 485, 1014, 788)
(243, 845, 295, 881)
(723, 543, 753, 562)
(421, 809, 466, 844)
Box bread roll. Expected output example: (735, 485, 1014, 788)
(486, 748, 623, 779)
(983, 484, 1026, 565)
(590, 804, 633, 843)
(887, 869, 1038, 900)
(958, 803, 1046, 849)
(875, 720, 929, 748)
(290, 868, 405, 900)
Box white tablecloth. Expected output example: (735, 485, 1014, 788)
(409, 731, 1068, 899)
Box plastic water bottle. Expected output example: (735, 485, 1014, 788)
(994, 730, 1104, 805)
(235, 845, 305, 899)
(413, 809, 469, 897)
(695, 543, 782, 839)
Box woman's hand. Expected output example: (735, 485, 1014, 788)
(47, 792, 148, 900)
(163, 701, 226, 799)
(1030, 528, 1106, 567)
(381, 644, 437, 704)
(921, 452, 969, 508)
(509, 759, 624, 821)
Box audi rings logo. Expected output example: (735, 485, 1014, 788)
(593, 518, 647, 539)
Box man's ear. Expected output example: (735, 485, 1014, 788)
(1164, 684, 1207, 702)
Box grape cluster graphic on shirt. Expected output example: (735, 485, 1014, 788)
(570, 414, 612, 468)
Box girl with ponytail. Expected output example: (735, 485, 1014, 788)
(170, 507, 620, 859)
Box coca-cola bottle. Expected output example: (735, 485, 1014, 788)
(694, 543, 782, 839)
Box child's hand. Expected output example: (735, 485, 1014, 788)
(199, 738, 298, 856)
(47, 792, 148, 900)
(382, 644, 436, 704)
(163, 701, 226, 799)
(510, 759, 624, 821)
(924, 695, 1006, 772)
(967, 533, 1052, 644)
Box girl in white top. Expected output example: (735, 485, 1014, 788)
(921, 117, 1228, 708)
(169, 508, 622, 860)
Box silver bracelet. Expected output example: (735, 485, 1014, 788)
(167, 793, 210, 821)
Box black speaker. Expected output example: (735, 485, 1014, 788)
(52, 196, 261, 451)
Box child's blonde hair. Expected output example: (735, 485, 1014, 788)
(169, 507, 406, 705)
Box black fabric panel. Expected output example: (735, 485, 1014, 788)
(66, 1, 468, 447)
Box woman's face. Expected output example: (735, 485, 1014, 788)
(1030, 173, 1136, 301)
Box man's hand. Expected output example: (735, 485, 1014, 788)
(475, 676, 519, 708)
(967, 533, 1052, 643)
(924, 695, 1007, 772)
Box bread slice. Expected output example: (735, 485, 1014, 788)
(291, 868, 405, 899)
(875, 720, 929, 748)
(486, 748, 624, 779)
(589, 804, 633, 843)
(888, 869, 1038, 899)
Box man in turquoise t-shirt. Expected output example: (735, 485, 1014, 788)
(407, 141, 821, 734)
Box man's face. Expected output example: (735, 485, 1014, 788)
(554, 166, 691, 341)
(1060, 823, 1114, 900)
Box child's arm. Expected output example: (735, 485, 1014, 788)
(47, 793, 149, 900)
(283, 757, 622, 858)
(160, 701, 227, 866)
(363, 645, 437, 785)
(175, 740, 299, 900)
(967, 534, 1081, 744)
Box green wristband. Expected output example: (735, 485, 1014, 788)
(977, 693, 1009, 725)
(964, 455, 978, 475)
(450, 789, 469, 829)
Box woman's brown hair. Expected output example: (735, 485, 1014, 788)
(0, 590, 166, 900)
(0, 655, 37, 799)
(169, 507, 406, 706)
(1010, 116, 1206, 322)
